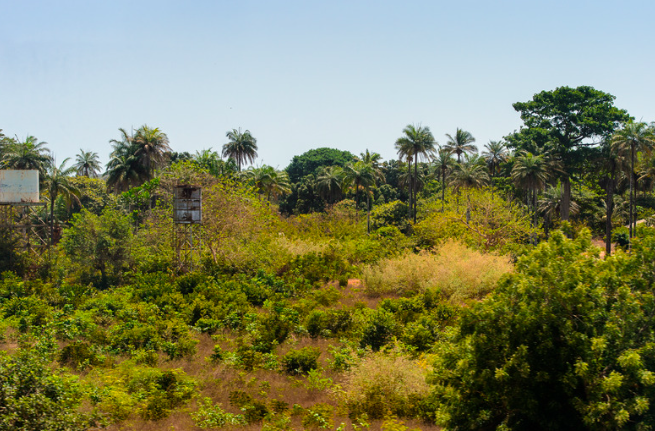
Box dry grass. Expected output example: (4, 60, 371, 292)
(362, 240, 512, 301)
(339, 351, 431, 420)
(276, 236, 330, 257)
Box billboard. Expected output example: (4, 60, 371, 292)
(0, 170, 40, 203)
(173, 185, 202, 224)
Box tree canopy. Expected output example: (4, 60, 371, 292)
(285, 148, 354, 183)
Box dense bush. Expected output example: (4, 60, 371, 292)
(429, 230, 655, 430)
(281, 347, 321, 375)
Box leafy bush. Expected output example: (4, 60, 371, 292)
(0, 335, 93, 430)
(281, 347, 321, 375)
(429, 230, 655, 430)
(359, 308, 400, 351)
(59, 341, 100, 368)
(362, 240, 512, 300)
(192, 397, 247, 428)
(370, 200, 410, 233)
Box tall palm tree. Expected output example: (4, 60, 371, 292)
(611, 122, 655, 241)
(482, 140, 508, 181)
(1, 135, 51, 175)
(74, 149, 102, 177)
(444, 128, 477, 163)
(357, 149, 385, 184)
(222, 128, 258, 171)
(511, 151, 550, 230)
(133, 125, 171, 179)
(316, 166, 344, 204)
(45, 158, 80, 244)
(433, 146, 454, 212)
(395, 124, 436, 223)
(342, 161, 376, 230)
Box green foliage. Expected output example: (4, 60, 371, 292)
(370, 200, 410, 233)
(286, 148, 355, 184)
(429, 230, 655, 430)
(60, 209, 134, 288)
(359, 308, 399, 351)
(0, 334, 93, 430)
(281, 347, 321, 375)
(192, 397, 247, 428)
(415, 188, 536, 253)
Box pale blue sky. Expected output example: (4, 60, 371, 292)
(1, 0, 654, 170)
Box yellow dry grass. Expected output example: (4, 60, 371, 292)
(362, 240, 513, 301)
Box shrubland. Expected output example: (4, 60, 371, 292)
(5, 154, 655, 431)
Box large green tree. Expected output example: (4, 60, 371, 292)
(430, 230, 655, 430)
(285, 148, 354, 183)
(507, 86, 630, 221)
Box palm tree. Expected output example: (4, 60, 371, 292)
(222, 128, 258, 171)
(611, 122, 655, 241)
(1, 135, 51, 175)
(74, 149, 101, 177)
(395, 124, 436, 222)
(316, 166, 344, 204)
(444, 128, 477, 163)
(105, 152, 142, 193)
(342, 161, 376, 231)
(433, 146, 454, 212)
(449, 155, 490, 194)
(242, 165, 291, 201)
(133, 125, 171, 179)
(511, 151, 550, 230)
(357, 149, 385, 184)
(482, 140, 508, 185)
(538, 184, 579, 236)
(45, 158, 80, 244)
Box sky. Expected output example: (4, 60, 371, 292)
(1, 0, 654, 171)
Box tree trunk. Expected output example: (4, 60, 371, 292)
(561, 176, 571, 221)
(414, 154, 418, 223)
(629, 144, 635, 244)
(605, 169, 615, 257)
(367, 192, 370, 234)
(533, 188, 538, 245)
(50, 198, 54, 247)
(441, 168, 446, 212)
(407, 159, 412, 221)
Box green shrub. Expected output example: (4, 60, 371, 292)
(370, 200, 410, 233)
(302, 403, 334, 430)
(359, 308, 399, 351)
(192, 397, 247, 428)
(59, 341, 99, 368)
(281, 347, 321, 375)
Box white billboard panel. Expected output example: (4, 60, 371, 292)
(0, 170, 40, 203)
